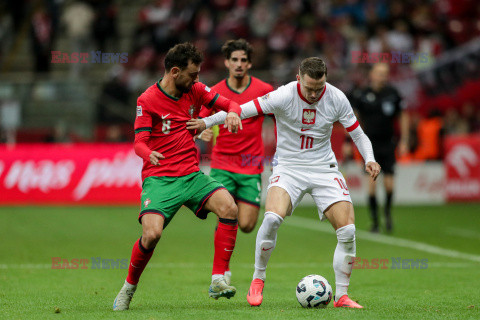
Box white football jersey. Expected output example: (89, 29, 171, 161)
(254, 81, 359, 167)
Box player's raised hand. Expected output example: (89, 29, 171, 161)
(225, 112, 242, 133)
(365, 161, 381, 181)
(186, 119, 206, 132)
(149, 151, 165, 166)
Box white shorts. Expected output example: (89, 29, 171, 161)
(267, 164, 352, 221)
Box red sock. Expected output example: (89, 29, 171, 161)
(126, 237, 154, 285)
(212, 219, 238, 275)
(214, 225, 231, 272)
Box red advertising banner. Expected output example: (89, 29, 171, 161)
(445, 135, 480, 202)
(0, 144, 142, 205)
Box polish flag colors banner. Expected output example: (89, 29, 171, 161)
(0, 144, 143, 204)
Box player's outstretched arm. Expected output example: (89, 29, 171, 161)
(347, 125, 381, 180)
(187, 100, 260, 132)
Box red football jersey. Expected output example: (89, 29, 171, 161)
(200, 76, 273, 174)
(135, 81, 222, 179)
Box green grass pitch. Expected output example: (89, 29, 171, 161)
(1, 204, 479, 319)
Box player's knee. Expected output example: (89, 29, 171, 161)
(336, 224, 355, 243)
(263, 211, 283, 233)
(143, 228, 162, 248)
(217, 200, 238, 220)
(239, 220, 256, 233)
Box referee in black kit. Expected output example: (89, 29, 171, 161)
(350, 63, 410, 233)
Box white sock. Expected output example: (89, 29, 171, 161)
(224, 270, 231, 278)
(253, 211, 284, 281)
(124, 280, 137, 288)
(333, 224, 356, 301)
(212, 274, 223, 281)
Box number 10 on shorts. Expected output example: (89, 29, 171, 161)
(334, 177, 349, 195)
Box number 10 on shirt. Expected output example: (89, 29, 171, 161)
(300, 135, 314, 149)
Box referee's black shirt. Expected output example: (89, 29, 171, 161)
(350, 85, 404, 144)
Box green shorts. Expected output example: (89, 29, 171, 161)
(139, 171, 225, 228)
(210, 168, 261, 207)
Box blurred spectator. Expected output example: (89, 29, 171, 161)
(61, 1, 95, 77)
(6, 0, 26, 34)
(45, 121, 71, 143)
(104, 124, 127, 142)
(411, 109, 443, 160)
(443, 108, 470, 135)
(96, 68, 132, 125)
(0, 99, 21, 145)
(387, 20, 414, 52)
(91, 0, 118, 51)
(462, 102, 479, 133)
(31, 6, 54, 73)
(248, 0, 277, 38)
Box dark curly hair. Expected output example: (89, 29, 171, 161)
(164, 42, 204, 71)
(221, 39, 253, 62)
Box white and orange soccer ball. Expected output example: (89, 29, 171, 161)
(296, 274, 333, 308)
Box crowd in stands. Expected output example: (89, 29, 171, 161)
(0, 0, 478, 158)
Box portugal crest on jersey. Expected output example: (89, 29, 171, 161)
(302, 109, 316, 125)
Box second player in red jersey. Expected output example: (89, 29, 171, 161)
(197, 39, 273, 287)
(200, 76, 273, 175)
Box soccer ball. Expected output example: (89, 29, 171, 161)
(296, 274, 333, 308)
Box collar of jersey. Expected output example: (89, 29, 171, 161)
(226, 76, 251, 94)
(157, 79, 181, 101)
(297, 82, 327, 105)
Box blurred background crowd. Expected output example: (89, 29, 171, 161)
(0, 0, 479, 162)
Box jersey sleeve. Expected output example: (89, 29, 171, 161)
(254, 85, 288, 115)
(199, 106, 214, 118)
(193, 82, 221, 110)
(337, 92, 360, 132)
(134, 97, 153, 134)
(194, 82, 240, 115)
(134, 96, 153, 161)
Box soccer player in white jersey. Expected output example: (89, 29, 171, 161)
(187, 57, 381, 309)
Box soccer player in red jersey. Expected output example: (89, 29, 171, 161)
(113, 43, 243, 311)
(199, 39, 273, 285)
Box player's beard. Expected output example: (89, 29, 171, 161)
(176, 80, 192, 93)
(233, 69, 245, 79)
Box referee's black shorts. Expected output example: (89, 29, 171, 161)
(371, 141, 396, 175)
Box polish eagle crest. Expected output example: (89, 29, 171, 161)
(302, 109, 316, 124)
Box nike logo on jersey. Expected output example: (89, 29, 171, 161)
(161, 114, 170, 119)
(300, 128, 310, 131)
